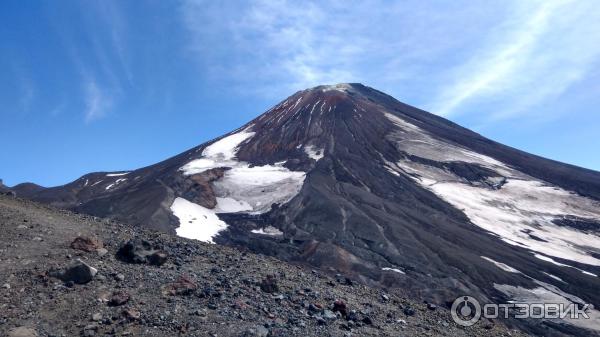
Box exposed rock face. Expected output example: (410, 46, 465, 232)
(11, 83, 600, 336)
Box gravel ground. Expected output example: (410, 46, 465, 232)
(0, 195, 528, 337)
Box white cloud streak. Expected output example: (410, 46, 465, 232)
(181, 0, 600, 122)
(426, 0, 600, 119)
(181, 0, 503, 98)
(84, 79, 112, 123)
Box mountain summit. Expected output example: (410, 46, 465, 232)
(12, 83, 600, 335)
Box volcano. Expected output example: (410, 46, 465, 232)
(11, 83, 600, 335)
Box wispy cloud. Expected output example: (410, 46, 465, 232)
(426, 0, 600, 120)
(181, 0, 600, 123)
(84, 79, 112, 123)
(11, 63, 36, 113)
(181, 0, 500, 98)
(50, 0, 130, 123)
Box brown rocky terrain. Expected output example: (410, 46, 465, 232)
(0, 195, 527, 337)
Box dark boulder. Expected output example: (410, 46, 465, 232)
(50, 259, 97, 284)
(116, 239, 168, 266)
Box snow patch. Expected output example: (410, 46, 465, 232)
(176, 126, 307, 240)
(170, 197, 228, 243)
(494, 282, 600, 331)
(543, 272, 565, 283)
(385, 112, 513, 176)
(106, 172, 129, 177)
(481, 256, 521, 273)
(251, 226, 284, 236)
(214, 197, 252, 213)
(304, 145, 324, 161)
(181, 129, 255, 174)
(212, 165, 305, 214)
(382, 267, 405, 275)
(105, 178, 127, 190)
(321, 83, 352, 93)
(419, 178, 600, 266)
(534, 254, 599, 277)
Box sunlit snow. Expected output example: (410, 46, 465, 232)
(494, 282, 600, 331)
(170, 197, 228, 243)
(251, 226, 284, 236)
(481, 256, 521, 273)
(385, 112, 600, 267)
(106, 172, 129, 177)
(382, 267, 406, 275)
(174, 126, 306, 239)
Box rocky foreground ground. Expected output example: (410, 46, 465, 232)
(0, 195, 527, 337)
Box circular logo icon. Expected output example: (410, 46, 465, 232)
(451, 296, 482, 326)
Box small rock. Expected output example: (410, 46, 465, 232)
(115, 273, 125, 282)
(147, 251, 168, 266)
(2, 283, 10, 289)
(96, 248, 108, 257)
(332, 300, 347, 317)
(403, 307, 416, 316)
(381, 294, 390, 301)
(260, 275, 279, 293)
(8, 327, 38, 337)
(32, 237, 42, 241)
(82, 325, 98, 337)
(323, 310, 337, 320)
(122, 308, 141, 320)
(108, 291, 130, 306)
(164, 275, 198, 296)
(71, 236, 103, 252)
(91, 313, 102, 321)
(16, 225, 28, 230)
(243, 325, 269, 337)
(427, 303, 437, 311)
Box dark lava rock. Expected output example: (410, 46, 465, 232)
(50, 259, 97, 284)
(332, 300, 348, 317)
(403, 307, 416, 316)
(116, 239, 168, 266)
(108, 291, 131, 306)
(427, 303, 437, 311)
(70, 236, 103, 252)
(260, 275, 279, 293)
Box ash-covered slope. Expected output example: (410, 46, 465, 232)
(13, 83, 600, 336)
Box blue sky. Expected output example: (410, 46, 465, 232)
(1, 0, 599, 187)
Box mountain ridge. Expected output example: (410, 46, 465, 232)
(9, 83, 600, 336)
